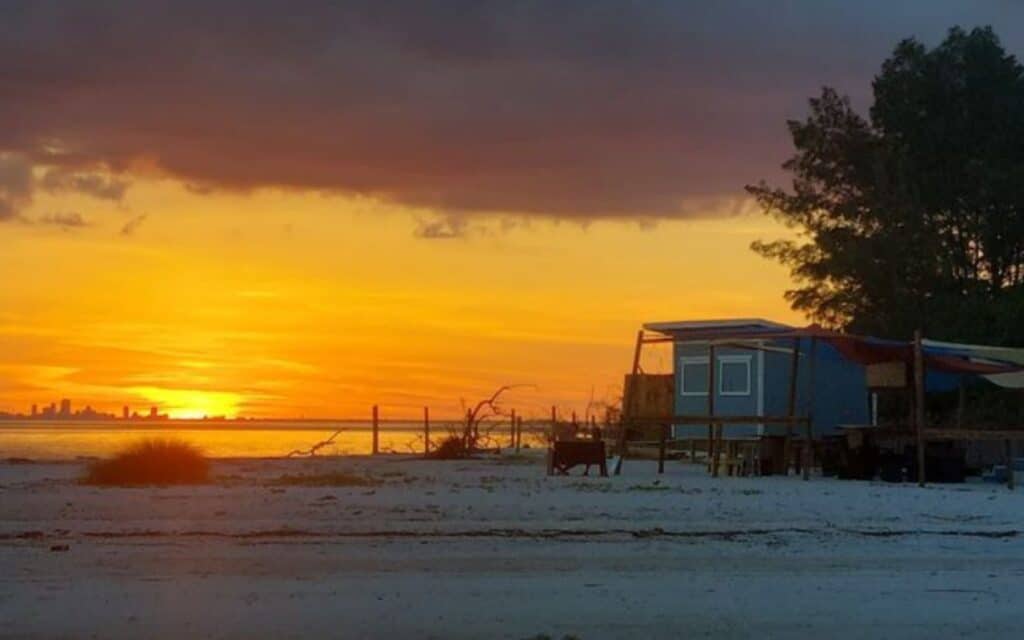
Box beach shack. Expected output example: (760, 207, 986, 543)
(644, 319, 869, 440)
(620, 318, 1024, 485)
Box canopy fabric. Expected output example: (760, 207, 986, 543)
(643, 321, 1024, 384)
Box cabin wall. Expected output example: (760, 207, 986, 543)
(673, 343, 763, 439)
(672, 338, 869, 440)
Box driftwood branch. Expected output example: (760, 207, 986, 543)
(286, 428, 345, 457)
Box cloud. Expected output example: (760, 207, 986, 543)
(0, 153, 33, 221)
(120, 214, 148, 236)
(38, 211, 89, 229)
(1, 2, 1022, 220)
(414, 214, 470, 240)
(39, 168, 129, 201)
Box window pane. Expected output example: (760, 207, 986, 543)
(720, 360, 749, 394)
(681, 362, 708, 393)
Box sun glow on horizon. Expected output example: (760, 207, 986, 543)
(0, 177, 803, 419)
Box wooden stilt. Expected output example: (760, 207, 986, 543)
(914, 330, 926, 487)
(1006, 439, 1015, 491)
(510, 408, 517, 450)
(785, 338, 801, 475)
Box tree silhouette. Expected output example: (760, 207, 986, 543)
(749, 27, 1024, 344)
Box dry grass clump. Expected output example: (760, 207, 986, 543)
(429, 434, 471, 460)
(268, 472, 374, 487)
(83, 439, 209, 486)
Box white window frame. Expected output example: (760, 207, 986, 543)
(718, 355, 752, 396)
(679, 356, 710, 396)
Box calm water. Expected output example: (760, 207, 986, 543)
(0, 419, 527, 460)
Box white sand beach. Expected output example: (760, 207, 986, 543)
(2, 454, 1024, 639)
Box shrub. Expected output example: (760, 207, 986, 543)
(83, 439, 209, 486)
(430, 434, 470, 460)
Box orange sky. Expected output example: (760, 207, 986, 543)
(1, 175, 802, 420)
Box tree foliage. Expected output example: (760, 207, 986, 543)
(749, 27, 1024, 344)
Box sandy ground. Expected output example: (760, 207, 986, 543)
(2, 453, 1024, 639)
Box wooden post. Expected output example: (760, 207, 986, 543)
(615, 330, 645, 475)
(784, 338, 801, 475)
(1005, 439, 1015, 491)
(371, 404, 379, 455)
(803, 337, 817, 481)
(689, 438, 696, 464)
(914, 330, 926, 487)
(510, 408, 517, 449)
(423, 406, 430, 456)
(709, 344, 719, 477)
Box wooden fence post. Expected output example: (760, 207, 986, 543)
(372, 404, 379, 455)
(423, 406, 430, 456)
(515, 416, 523, 452)
(914, 330, 926, 487)
(510, 408, 517, 450)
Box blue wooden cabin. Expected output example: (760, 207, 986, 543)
(642, 319, 870, 440)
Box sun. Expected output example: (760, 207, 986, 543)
(131, 387, 243, 420)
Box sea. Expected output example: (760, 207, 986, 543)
(0, 419, 533, 460)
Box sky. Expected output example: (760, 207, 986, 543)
(2, 1, 1023, 419)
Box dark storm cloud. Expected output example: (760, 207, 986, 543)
(1, 1, 1023, 219)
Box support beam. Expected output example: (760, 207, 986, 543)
(614, 330, 645, 475)
(914, 329, 926, 487)
(803, 337, 817, 481)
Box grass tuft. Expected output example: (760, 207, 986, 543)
(82, 439, 209, 486)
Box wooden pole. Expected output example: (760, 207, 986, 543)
(914, 330, 926, 487)
(510, 408, 517, 449)
(372, 404, 379, 455)
(784, 338, 801, 475)
(709, 344, 719, 477)
(803, 337, 818, 481)
(657, 423, 667, 474)
(423, 406, 430, 456)
(615, 330, 645, 475)
(1005, 439, 1015, 491)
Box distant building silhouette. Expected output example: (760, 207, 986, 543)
(149, 406, 158, 419)
(30, 404, 37, 417)
(59, 399, 71, 417)
(122, 406, 129, 420)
